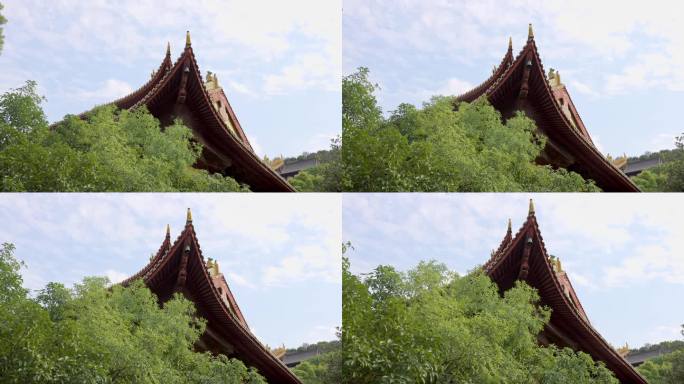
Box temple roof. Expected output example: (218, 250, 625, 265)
(455, 25, 639, 192)
(484, 200, 647, 383)
(122, 209, 301, 384)
(73, 32, 294, 192)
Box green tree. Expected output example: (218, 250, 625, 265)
(292, 350, 342, 384)
(0, 242, 265, 383)
(0, 2, 6, 54)
(342, 254, 617, 383)
(637, 325, 684, 383)
(0, 81, 248, 192)
(341, 68, 599, 192)
(289, 136, 342, 192)
(631, 134, 684, 191)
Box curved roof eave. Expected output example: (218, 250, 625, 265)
(122, 222, 302, 384)
(454, 37, 639, 192)
(486, 213, 648, 384)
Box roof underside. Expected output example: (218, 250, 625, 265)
(122, 222, 301, 384)
(455, 36, 639, 192)
(484, 212, 647, 384)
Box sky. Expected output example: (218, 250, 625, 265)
(0, 193, 341, 349)
(0, 0, 340, 159)
(343, 0, 684, 157)
(343, 193, 684, 350)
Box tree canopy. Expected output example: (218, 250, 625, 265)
(0, 81, 247, 191)
(342, 253, 618, 383)
(0, 242, 266, 383)
(291, 347, 342, 384)
(632, 134, 684, 191)
(341, 68, 599, 192)
(0, 2, 6, 54)
(636, 326, 684, 384)
(288, 136, 343, 192)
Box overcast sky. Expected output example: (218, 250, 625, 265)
(0, 193, 341, 349)
(0, 0, 340, 159)
(343, 193, 684, 349)
(344, 0, 684, 157)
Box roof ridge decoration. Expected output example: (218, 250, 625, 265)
(483, 202, 647, 383)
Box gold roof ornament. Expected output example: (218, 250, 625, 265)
(528, 23, 534, 40)
(213, 73, 219, 87)
(528, 199, 535, 215)
(552, 257, 563, 273)
(185, 30, 192, 48)
(166, 41, 171, 56)
(206, 71, 213, 83)
(508, 36, 513, 50)
(507, 218, 512, 232)
(272, 345, 287, 360)
(616, 343, 630, 357)
(206, 257, 220, 276)
(611, 153, 628, 169)
(166, 224, 170, 236)
(186, 208, 193, 223)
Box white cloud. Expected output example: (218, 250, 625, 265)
(105, 269, 128, 284)
(226, 271, 257, 290)
(4, 0, 340, 96)
(73, 79, 133, 102)
(345, 0, 684, 97)
(247, 134, 265, 158)
(648, 133, 678, 152)
(303, 325, 338, 344)
(226, 80, 257, 98)
(605, 244, 684, 288)
(263, 51, 340, 95)
(263, 244, 341, 286)
(434, 78, 474, 97)
(569, 80, 599, 98)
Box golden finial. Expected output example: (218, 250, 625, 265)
(507, 218, 512, 231)
(166, 224, 170, 236)
(166, 42, 171, 56)
(528, 199, 535, 215)
(508, 36, 513, 50)
(528, 23, 534, 40)
(185, 30, 192, 48)
(186, 208, 193, 223)
(213, 73, 219, 87)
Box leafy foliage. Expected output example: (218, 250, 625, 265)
(341, 67, 600, 192)
(289, 136, 342, 192)
(0, 81, 247, 191)
(287, 340, 341, 354)
(342, 254, 618, 383)
(637, 326, 684, 384)
(0, 2, 6, 54)
(292, 349, 342, 384)
(632, 134, 684, 191)
(0, 242, 265, 383)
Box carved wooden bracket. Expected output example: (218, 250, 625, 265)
(177, 65, 190, 104)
